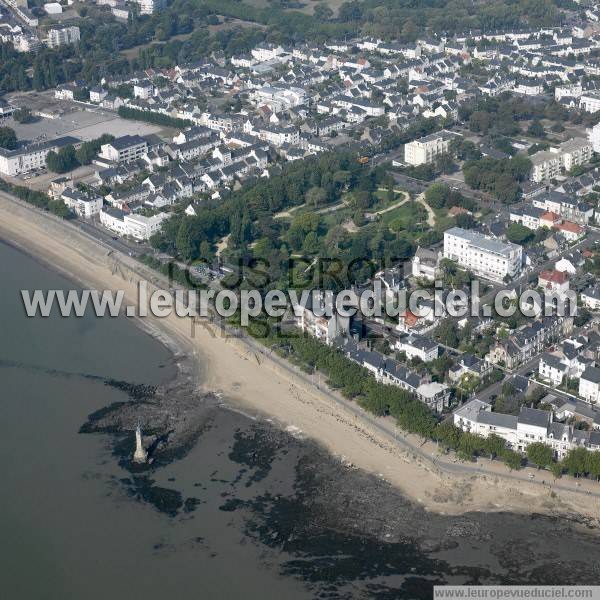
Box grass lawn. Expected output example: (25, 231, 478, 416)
(380, 201, 426, 228)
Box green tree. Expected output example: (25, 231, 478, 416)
(0, 126, 17, 150)
(563, 447, 588, 477)
(425, 183, 450, 209)
(485, 433, 506, 460)
(502, 449, 522, 471)
(526, 442, 553, 469)
(13, 107, 33, 123)
(434, 422, 461, 450)
(550, 460, 563, 480)
(305, 186, 327, 207)
(175, 219, 198, 260)
(527, 119, 545, 138)
(46, 145, 79, 173)
(585, 451, 600, 481)
(506, 222, 533, 245)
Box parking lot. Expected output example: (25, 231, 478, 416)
(5, 90, 164, 144)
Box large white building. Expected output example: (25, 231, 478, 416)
(129, 0, 166, 14)
(454, 399, 599, 459)
(0, 136, 79, 176)
(61, 188, 103, 218)
(99, 135, 148, 163)
(404, 130, 460, 166)
(529, 151, 561, 183)
(443, 227, 523, 283)
(587, 122, 600, 152)
(100, 208, 170, 240)
(560, 138, 593, 171)
(529, 138, 593, 182)
(580, 91, 600, 113)
(47, 25, 80, 48)
(253, 85, 307, 113)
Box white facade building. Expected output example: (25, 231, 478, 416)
(100, 208, 170, 240)
(454, 400, 595, 459)
(61, 188, 103, 218)
(404, 130, 460, 166)
(587, 122, 600, 153)
(530, 151, 561, 183)
(538, 353, 568, 386)
(394, 334, 439, 362)
(129, 0, 166, 14)
(580, 91, 600, 113)
(580, 366, 600, 404)
(47, 25, 80, 48)
(99, 135, 148, 163)
(443, 227, 523, 283)
(529, 138, 593, 182)
(0, 136, 79, 176)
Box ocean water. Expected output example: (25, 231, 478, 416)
(1, 239, 600, 600)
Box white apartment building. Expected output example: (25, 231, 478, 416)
(580, 366, 600, 404)
(255, 125, 299, 147)
(61, 188, 103, 218)
(404, 130, 460, 166)
(394, 334, 439, 362)
(530, 151, 561, 183)
(560, 138, 593, 171)
(529, 138, 593, 182)
(538, 353, 568, 386)
(251, 43, 286, 62)
(100, 208, 170, 240)
(253, 85, 307, 112)
(47, 25, 80, 48)
(129, 0, 166, 14)
(99, 135, 148, 163)
(443, 227, 523, 283)
(580, 91, 600, 113)
(0, 136, 79, 176)
(133, 80, 154, 100)
(587, 122, 600, 152)
(581, 286, 600, 310)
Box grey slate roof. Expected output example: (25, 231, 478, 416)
(519, 407, 551, 428)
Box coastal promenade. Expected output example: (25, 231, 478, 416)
(1, 189, 600, 523)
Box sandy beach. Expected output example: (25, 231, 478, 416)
(2, 191, 600, 524)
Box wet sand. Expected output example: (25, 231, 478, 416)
(1, 191, 600, 524)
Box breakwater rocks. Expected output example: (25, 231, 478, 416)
(79, 378, 219, 516)
(80, 378, 220, 470)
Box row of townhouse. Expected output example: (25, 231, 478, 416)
(531, 191, 594, 225)
(485, 316, 574, 370)
(509, 205, 586, 242)
(454, 399, 600, 459)
(291, 291, 451, 412)
(337, 338, 451, 413)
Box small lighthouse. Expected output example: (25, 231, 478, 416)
(133, 422, 147, 463)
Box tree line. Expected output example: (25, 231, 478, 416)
(0, 178, 70, 218)
(46, 134, 115, 174)
(118, 105, 192, 129)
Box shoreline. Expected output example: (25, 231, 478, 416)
(2, 192, 600, 525)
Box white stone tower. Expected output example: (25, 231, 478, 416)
(133, 422, 147, 463)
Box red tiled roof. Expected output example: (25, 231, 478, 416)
(540, 211, 560, 222)
(556, 221, 584, 234)
(401, 310, 419, 327)
(539, 269, 569, 284)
